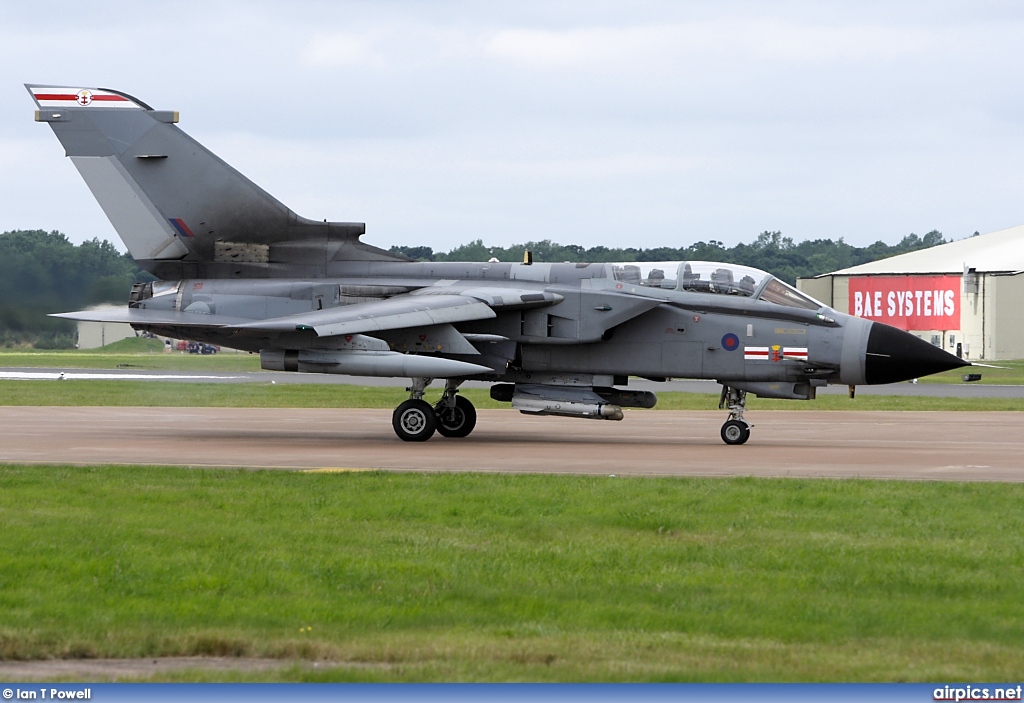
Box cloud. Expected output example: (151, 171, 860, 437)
(4, 2, 1024, 251)
(301, 26, 482, 70)
(485, 20, 942, 72)
(302, 32, 387, 69)
(301, 19, 943, 77)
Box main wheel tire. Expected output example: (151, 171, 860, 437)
(720, 419, 750, 445)
(434, 395, 477, 438)
(392, 399, 437, 442)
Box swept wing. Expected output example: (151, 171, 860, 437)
(55, 293, 497, 338)
(233, 294, 496, 337)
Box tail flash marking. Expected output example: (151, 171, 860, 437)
(27, 86, 146, 110)
(35, 92, 128, 105)
(169, 218, 195, 238)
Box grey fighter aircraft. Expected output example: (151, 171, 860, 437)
(26, 84, 971, 444)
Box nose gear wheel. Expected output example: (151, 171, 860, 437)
(718, 385, 751, 445)
(720, 419, 750, 445)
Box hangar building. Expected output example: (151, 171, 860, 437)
(797, 224, 1024, 361)
(76, 305, 135, 349)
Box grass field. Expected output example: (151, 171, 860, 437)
(0, 466, 1022, 682)
(0, 338, 262, 372)
(0, 379, 1020, 411)
(921, 357, 1024, 385)
(0, 338, 1022, 411)
(0, 341, 1019, 680)
(1, 344, 1023, 384)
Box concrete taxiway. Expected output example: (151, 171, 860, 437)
(0, 406, 1020, 482)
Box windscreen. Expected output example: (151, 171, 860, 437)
(758, 278, 824, 310)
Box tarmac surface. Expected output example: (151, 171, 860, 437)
(1, 406, 1021, 482)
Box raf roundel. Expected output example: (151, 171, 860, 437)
(721, 333, 740, 351)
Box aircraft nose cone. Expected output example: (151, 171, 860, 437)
(865, 322, 971, 385)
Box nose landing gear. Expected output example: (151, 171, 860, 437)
(718, 385, 751, 445)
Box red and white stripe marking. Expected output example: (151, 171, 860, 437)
(29, 87, 141, 109)
(744, 346, 809, 361)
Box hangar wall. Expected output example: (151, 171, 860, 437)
(77, 319, 135, 349)
(75, 305, 135, 349)
(794, 276, 831, 309)
(796, 224, 1024, 360)
(992, 273, 1024, 360)
(798, 271, 1023, 361)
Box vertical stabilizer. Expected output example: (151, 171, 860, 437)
(26, 84, 400, 278)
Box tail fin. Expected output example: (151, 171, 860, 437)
(27, 84, 402, 278)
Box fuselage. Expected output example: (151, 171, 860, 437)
(126, 258, 909, 394)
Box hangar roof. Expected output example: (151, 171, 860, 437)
(828, 223, 1024, 276)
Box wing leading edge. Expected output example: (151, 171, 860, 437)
(53, 293, 497, 338)
(233, 294, 496, 337)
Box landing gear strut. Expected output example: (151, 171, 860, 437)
(433, 380, 477, 438)
(718, 385, 751, 445)
(391, 378, 478, 442)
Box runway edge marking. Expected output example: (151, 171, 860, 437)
(300, 467, 376, 473)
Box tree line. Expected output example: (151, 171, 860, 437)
(391, 230, 947, 287)
(0, 227, 947, 348)
(0, 230, 143, 348)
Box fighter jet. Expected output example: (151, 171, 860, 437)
(26, 84, 970, 444)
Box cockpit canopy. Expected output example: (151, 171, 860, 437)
(609, 261, 823, 311)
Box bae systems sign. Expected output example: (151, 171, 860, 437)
(848, 275, 960, 331)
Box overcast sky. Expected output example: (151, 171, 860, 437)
(3, 1, 1024, 254)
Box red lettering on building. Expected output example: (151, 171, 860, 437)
(848, 275, 960, 331)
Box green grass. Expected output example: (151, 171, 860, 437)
(922, 357, 1024, 385)
(0, 346, 261, 371)
(0, 343, 1019, 411)
(0, 380, 1019, 411)
(0, 346, 1021, 384)
(0, 466, 1022, 681)
(657, 392, 1024, 412)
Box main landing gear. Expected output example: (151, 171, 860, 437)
(718, 385, 751, 445)
(392, 378, 477, 442)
